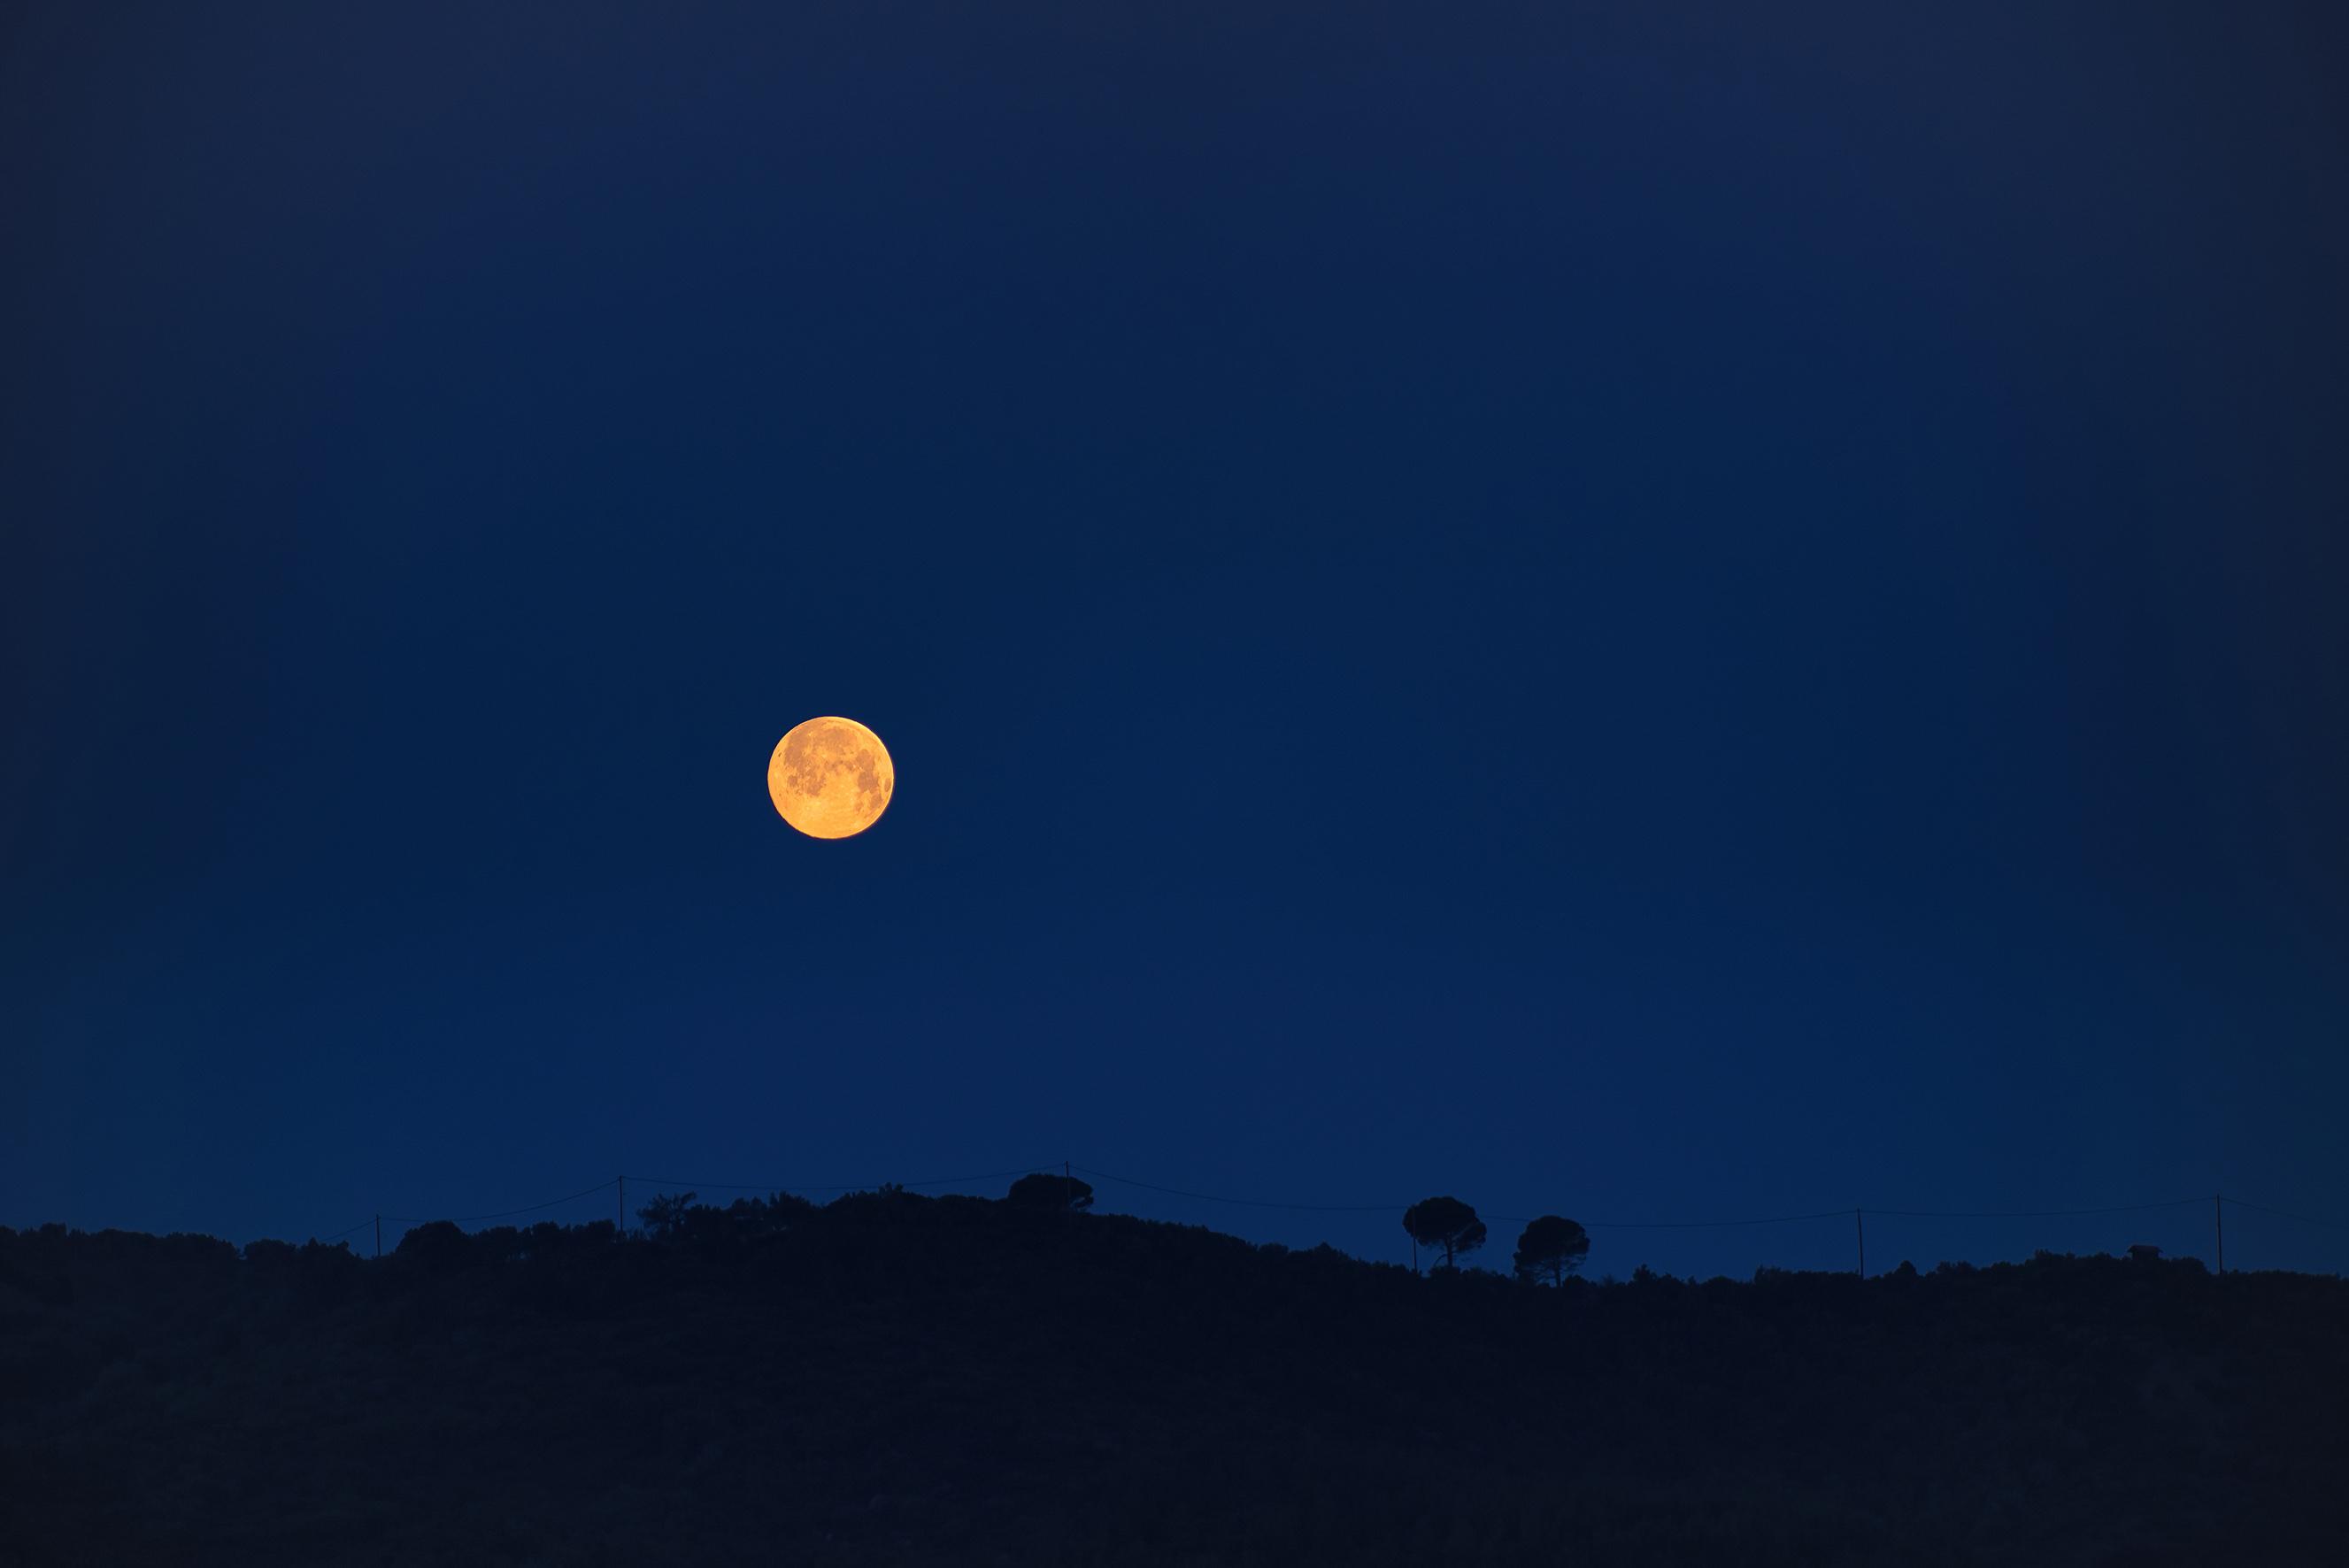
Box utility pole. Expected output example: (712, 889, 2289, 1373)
(1064, 1158, 1074, 1209)
(617, 1174, 626, 1238)
(2214, 1193, 2223, 1275)
(1855, 1208, 1866, 1278)
(374, 1214, 381, 1260)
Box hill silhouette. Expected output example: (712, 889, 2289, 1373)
(4, 1190, 2345, 1565)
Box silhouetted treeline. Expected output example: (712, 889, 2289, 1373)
(3, 1189, 2345, 1567)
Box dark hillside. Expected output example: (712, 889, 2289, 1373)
(3, 1195, 2345, 1566)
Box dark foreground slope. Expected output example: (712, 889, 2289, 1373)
(3, 1196, 2344, 1567)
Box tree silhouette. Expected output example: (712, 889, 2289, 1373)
(1006, 1172, 1093, 1211)
(1512, 1215, 1590, 1285)
(1403, 1196, 1487, 1269)
(636, 1191, 697, 1240)
(719, 1193, 813, 1237)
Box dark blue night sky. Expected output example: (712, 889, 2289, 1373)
(5, 3, 2345, 1278)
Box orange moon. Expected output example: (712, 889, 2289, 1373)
(766, 717, 895, 840)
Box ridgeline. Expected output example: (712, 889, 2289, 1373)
(4, 1189, 2344, 1565)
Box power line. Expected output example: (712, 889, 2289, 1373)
(355, 1168, 1048, 1236)
(624, 1165, 1050, 1195)
(1078, 1168, 2291, 1234)
(1866, 1199, 2207, 1220)
(1076, 1164, 1855, 1230)
(2223, 1197, 2349, 1231)
(314, 1218, 372, 1242)
(1448, 1210, 1858, 1230)
(1573, 1209, 1854, 1232)
(381, 1179, 618, 1225)
(298, 1162, 2348, 1260)
(1075, 1164, 1400, 1213)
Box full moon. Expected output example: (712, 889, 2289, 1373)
(766, 716, 895, 840)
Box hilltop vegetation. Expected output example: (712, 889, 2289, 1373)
(3, 1190, 2345, 1566)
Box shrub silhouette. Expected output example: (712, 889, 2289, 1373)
(1512, 1215, 1590, 1285)
(241, 1238, 299, 1268)
(1006, 1172, 1093, 1211)
(723, 1192, 815, 1235)
(1403, 1195, 1487, 1269)
(636, 1190, 697, 1240)
(633, 1193, 817, 1246)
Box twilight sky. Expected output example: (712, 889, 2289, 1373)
(4, 2, 2345, 1277)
